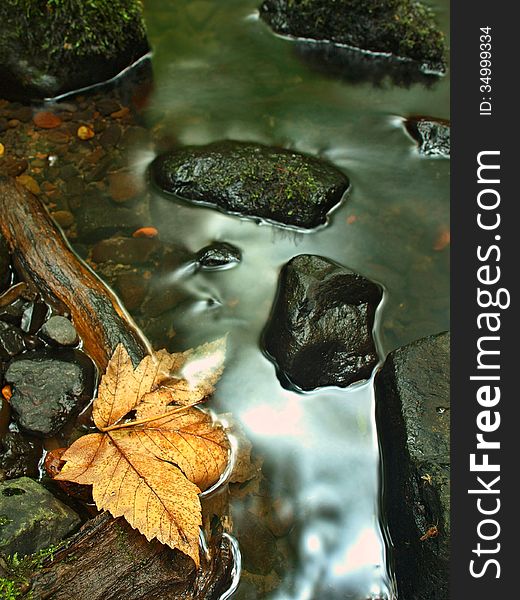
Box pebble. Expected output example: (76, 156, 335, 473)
(108, 170, 143, 202)
(51, 210, 75, 228)
(39, 315, 79, 346)
(33, 112, 62, 129)
(16, 174, 40, 195)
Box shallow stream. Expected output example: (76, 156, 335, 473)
(80, 1, 450, 598)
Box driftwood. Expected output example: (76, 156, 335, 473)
(30, 513, 235, 600)
(0, 177, 151, 371)
(0, 177, 235, 598)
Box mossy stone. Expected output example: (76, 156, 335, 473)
(150, 141, 349, 230)
(260, 0, 445, 71)
(0, 0, 150, 100)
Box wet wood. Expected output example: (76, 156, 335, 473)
(0, 177, 151, 370)
(30, 512, 236, 600)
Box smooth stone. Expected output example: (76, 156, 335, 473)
(91, 236, 161, 265)
(263, 254, 382, 391)
(376, 331, 450, 600)
(405, 117, 450, 157)
(5, 349, 95, 436)
(150, 141, 349, 230)
(196, 242, 242, 270)
(39, 316, 79, 347)
(260, 0, 445, 71)
(0, 477, 80, 556)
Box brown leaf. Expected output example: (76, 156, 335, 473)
(56, 340, 230, 566)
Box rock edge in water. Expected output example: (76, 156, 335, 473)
(260, 0, 446, 72)
(0, 0, 150, 101)
(376, 331, 450, 600)
(150, 141, 350, 230)
(263, 254, 382, 391)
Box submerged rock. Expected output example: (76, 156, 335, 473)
(0, 321, 26, 360)
(376, 331, 450, 600)
(0, 432, 42, 481)
(5, 349, 95, 436)
(0, 0, 150, 101)
(0, 477, 80, 556)
(150, 141, 349, 230)
(0, 234, 10, 293)
(260, 0, 445, 71)
(263, 255, 382, 391)
(196, 242, 242, 271)
(405, 116, 450, 157)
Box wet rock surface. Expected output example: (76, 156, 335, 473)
(0, 234, 10, 292)
(5, 349, 95, 436)
(196, 242, 242, 271)
(150, 141, 349, 230)
(0, 321, 25, 361)
(0, 432, 42, 481)
(263, 254, 382, 390)
(0, 1, 150, 101)
(260, 0, 446, 70)
(405, 116, 450, 157)
(376, 331, 450, 600)
(39, 315, 79, 347)
(0, 476, 80, 556)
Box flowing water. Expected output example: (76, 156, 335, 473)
(77, 1, 449, 597)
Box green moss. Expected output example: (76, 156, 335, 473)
(1, 0, 146, 65)
(0, 542, 66, 598)
(261, 0, 445, 67)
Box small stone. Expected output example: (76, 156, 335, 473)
(6, 348, 95, 436)
(0, 321, 26, 360)
(99, 123, 122, 147)
(115, 271, 149, 311)
(405, 116, 450, 157)
(0, 477, 80, 556)
(2, 157, 28, 177)
(111, 107, 130, 119)
(132, 227, 159, 239)
(33, 111, 62, 129)
(0, 432, 42, 481)
(7, 119, 20, 128)
(47, 130, 70, 144)
(108, 170, 144, 202)
(96, 98, 121, 116)
(51, 210, 75, 228)
(77, 125, 95, 140)
(16, 174, 40, 195)
(196, 242, 242, 270)
(39, 316, 79, 347)
(263, 254, 383, 391)
(0, 143, 4, 157)
(11, 106, 33, 123)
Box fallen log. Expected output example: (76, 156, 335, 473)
(29, 513, 236, 600)
(0, 177, 151, 371)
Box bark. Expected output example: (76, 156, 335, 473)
(0, 177, 151, 371)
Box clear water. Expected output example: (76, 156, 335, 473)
(85, 1, 450, 598)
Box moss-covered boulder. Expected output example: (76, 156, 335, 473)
(260, 0, 445, 71)
(150, 141, 350, 230)
(0, 0, 150, 101)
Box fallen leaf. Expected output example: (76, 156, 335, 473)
(56, 339, 229, 566)
(133, 226, 159, 239)
(0, 143, 4, 157)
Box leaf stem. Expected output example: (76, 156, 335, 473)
(101, 400, 202, 432)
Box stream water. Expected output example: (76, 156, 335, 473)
(75, 1, 449, 598)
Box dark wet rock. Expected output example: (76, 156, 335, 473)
(150, 141, 349, 230)
(91, 236, 161, 265)
(0, 283, 34, 326)
(0, 1, 150, 101)
(196, 242, 242, 271)
(5, 349, 95, 436)
(0, 432, 42, 481)
(21, 300, 49, 335)
(0, 321, 26, 360)
(39, 316, 79, 347)
(260, 0, 445, 71)
(96, 98, 121, 116)
(263, 255, 382, 391)
(405, 117, 450, 157)
(115, 271, 150, 312)
(0, 234, 11, 292)
(376, 331, 450, 600)
(0, 477, 80, 556)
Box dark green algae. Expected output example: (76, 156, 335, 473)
(260, 0, 446, 70)
(150, 141, 350, 230)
